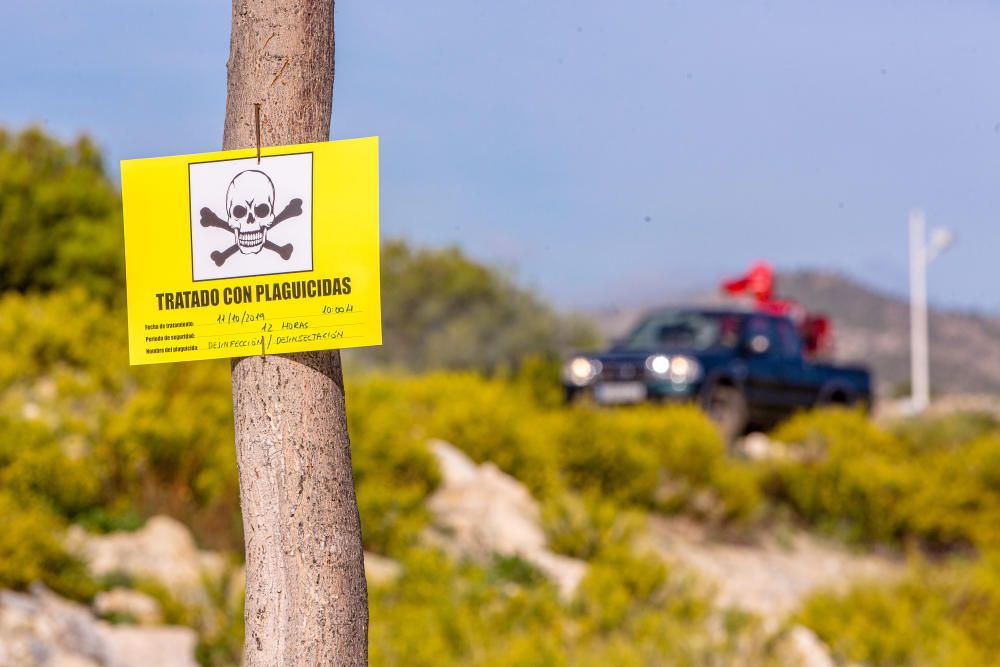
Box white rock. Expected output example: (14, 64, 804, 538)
(740, 432, 774, 460)
(48, 654, 102, 667)
(66, 516, 225, 605)
(774, 625, 836, 667)
(526, 550, 588, 597)
(425, 440, 587, 597)
(97, 624, 198, 667)
(429, 438, 481, 486)
(0, 584, 197, 667)
(738, 432, 795, 461)
(647, 515, 902, 624)
(364, 552, 402, 585)
(93, 589, 161, 625)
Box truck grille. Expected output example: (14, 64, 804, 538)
(599, 362, 643, 381)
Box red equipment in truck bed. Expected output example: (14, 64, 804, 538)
(721, 261, 833, 357)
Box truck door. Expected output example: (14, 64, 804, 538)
(741, 315, 785, 424)
(773, 317, 817, 409)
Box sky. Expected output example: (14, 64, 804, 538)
(6, 1, 1000, 312)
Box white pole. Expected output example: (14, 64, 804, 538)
(909, 210, 930, 412)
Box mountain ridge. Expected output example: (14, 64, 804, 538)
(589, 270, 1000, 395)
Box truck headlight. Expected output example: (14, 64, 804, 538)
(564, 357, 601, 386)
(668, 355, 702, 383)
(645, 354, 671, 376)
(647, 354, 701, 383)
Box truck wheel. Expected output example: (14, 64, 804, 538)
(818, 388, 853, 408)
(565, 387, 588, 405)
(703, 384, 748, 443)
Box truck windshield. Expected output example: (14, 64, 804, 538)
(618, 311, 741, 351)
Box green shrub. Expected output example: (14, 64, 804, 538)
(510, 354, 567, 408)
(355, 483, 436, 556)
(368, 548, 562, 667)
(901, 435, 1000, 551)
(893, 411, 1000, 454)
(767, 409, 1000, 551)
(0, 411, 104, 521)
(571, 547, 750, 665)
(574, 548, 674, 632)
(347, 379, 442, 555)
(0, 127, 125, 303)
(77, 506, 146, 534)
(0, 290, 243, 549)
(0, 491, 97, 601)
(558, 409, 662, 506)
(799, 556, 1000, 667)
(1, 444, 103, 517)
(348, 373, 761, 532)
(541, 491, 644, 560)
(559, 404, 762, 520)
(486, 554, 548, 588)
(348, 373, 563, 498)
(415, 374, 564, 496)
(767, 410, 914, 544)
(367, 546, 757, 667)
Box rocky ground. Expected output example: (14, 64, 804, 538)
(1, 433, 900, 666)
(0, 585, 197, 667)
(0, 516, 223, 667)
(422, 436, 895, 665)
(646, 515, 900, 624)
(0, 514, 406, 667)
(423, 436, 902, 624)
(423, 439, 587, 598)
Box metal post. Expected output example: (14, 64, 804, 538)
(909, 210, 930, 413)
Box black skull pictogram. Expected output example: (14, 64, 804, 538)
(199, 169, 303, 267)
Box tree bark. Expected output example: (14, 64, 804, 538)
(223, 2, 368, 665)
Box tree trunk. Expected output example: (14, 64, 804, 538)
(223, 2, 369, 665)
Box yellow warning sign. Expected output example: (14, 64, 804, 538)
(120, 137, 381, 365)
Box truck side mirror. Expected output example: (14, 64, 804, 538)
(746, 334, 770, 355)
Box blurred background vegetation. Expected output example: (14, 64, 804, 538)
(4, 126, 1000, 666)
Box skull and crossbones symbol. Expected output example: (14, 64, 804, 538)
(199, 169, 303, 266)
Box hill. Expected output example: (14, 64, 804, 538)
(779, 271, 1000, 395)
(590, 271, 1000, 396)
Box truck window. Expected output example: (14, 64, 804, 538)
(774, 318, 803, 360)
(743, 316, 776, 355)
(619, 311, 739, 351)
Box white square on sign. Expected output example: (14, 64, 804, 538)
(188, 152, 314, 281)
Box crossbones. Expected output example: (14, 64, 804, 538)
(199, 169, 303, 267)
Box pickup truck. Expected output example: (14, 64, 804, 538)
(562, 307, 872, 439)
